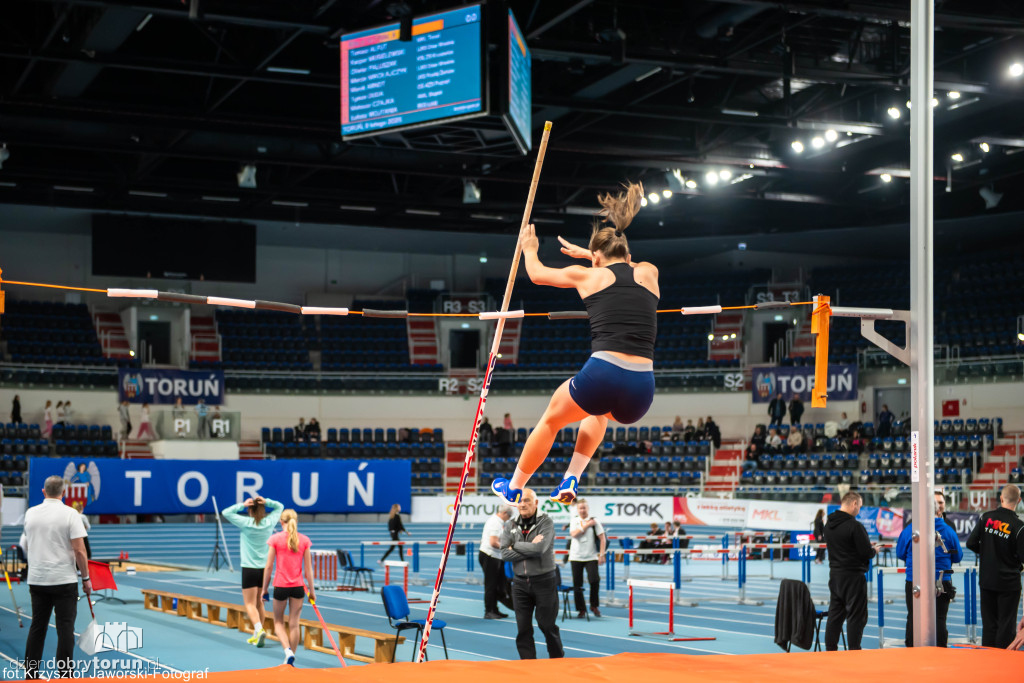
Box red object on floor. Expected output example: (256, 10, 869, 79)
(942, 400, 960, 417)
(67, 646, 1022, 682)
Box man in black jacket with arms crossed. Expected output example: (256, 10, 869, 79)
(824, 491, 877, 650)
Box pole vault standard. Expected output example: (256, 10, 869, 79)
(415, 121, 554, 663)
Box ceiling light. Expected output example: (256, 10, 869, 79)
(730, 333, 737, 339)
(824, 129, 838, 143)
(721, 108, 760, 117)
(202, 195, 238, 202)
(737, 242, 746, 251)
(979, 186, 1003, 209)
(947, 91, 961, 100)
(951, 153, 964, 162)
(129, 190, 168, 198)
(406, 208, 441, 216)
(931, 97, 939, 107)
(791, 140, 804, 153)
(979, 142, 990, 153)
(640, 197, 648, 207)
(705, 171, 719, 185)
(887, 107, 902, 119)
(266, 66, 311, 75)
(662, 189, 672, 199)
(1009, 62, 1024, 78)
(54, 185, 94, 192)
(721, 335, 729, 341)
(648, 192, 660, 204)
(129, 350, 136, 357)
(880, 173, 892, 183)
(774, 315, 784, 321)
(479, 253, 488, 263)
(340, 204, 376, 212)
(0, 144, 9, 170)
(811, 136, 825, 149)
(463, 179, 481, 204)
(685, 179, 697, 189)
(237, 164, 257, 189)
(1017, 332, 1024, 342)
(707, 334, 715, 341)
(719, 169, 732, 181)
(272, 200, 308, 207)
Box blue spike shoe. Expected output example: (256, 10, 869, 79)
(491, 478, 523, 506)
(549, 476, 578, 504)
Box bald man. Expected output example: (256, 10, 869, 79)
(966, 484, 1024, 648)
(501, 489, 563, 659)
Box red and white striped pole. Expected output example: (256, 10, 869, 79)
(416, 121, 553, 663)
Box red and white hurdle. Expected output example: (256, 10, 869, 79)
(312, 550, 338, 591)
(626, 579, 716, 642)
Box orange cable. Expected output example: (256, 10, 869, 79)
(0, 279, 107, 294)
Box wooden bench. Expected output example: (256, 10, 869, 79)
(140, 588, 403, 663)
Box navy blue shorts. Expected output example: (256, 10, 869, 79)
(567, 352, 655, 424)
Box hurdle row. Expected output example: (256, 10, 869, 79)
(874, 566, 978, 647)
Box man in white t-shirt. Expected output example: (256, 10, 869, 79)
(569, 498, 606, 618)
(21, 475, 91, 679)
(479, 504, 515, 619)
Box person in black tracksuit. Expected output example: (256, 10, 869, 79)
(824, 491, 877, 651)
(965, 484, 1024, 648)
(380, 503, 411, 563)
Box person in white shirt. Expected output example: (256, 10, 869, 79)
(479, 505, 515, 619)
(569, 498, 606, 618)
(21, 476, 92, 679)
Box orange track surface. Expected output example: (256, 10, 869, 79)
(88, 648, 1018, 682)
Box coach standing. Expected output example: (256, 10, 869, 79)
(823, 491, 876, 650)
(480, 504, 514, 619)
(965, 484, 1024, 648)
(501, 489, 563, 659)
(569, 498, 606, 619)
(21, 475, 92, 679)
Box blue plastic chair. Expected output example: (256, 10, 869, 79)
(380, 585, 448, 662)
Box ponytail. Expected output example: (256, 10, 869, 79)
(281, 509, 299, 552)
(590, 181, 643, 259)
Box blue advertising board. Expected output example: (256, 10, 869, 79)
(826, 505, 905, 538)
(119, 368, 225, 405)
(29, 458, 410, 514)
(752, 364, 858, 403)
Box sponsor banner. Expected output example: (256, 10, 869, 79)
(119, 368, 225, 405)
(744, 499, 823, 531)
(751, 364, 857, 403)
(411, 495, 674, 526)
(905, 509, 979, 541)
(827, 505, 905, 538)
(673, 497, 750, 527)
(28, 457, 408, 514)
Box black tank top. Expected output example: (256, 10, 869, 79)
(582, 262, 659, 359)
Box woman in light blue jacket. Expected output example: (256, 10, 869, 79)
(222, 496, 283, 646)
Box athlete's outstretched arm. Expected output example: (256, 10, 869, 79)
(521, 224, 589, 289)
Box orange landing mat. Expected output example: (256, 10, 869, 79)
(96, 647, 1019, 682)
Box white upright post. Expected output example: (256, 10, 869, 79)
(909, 0, 937, 647)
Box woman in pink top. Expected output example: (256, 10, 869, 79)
(260, 509, 314, 666)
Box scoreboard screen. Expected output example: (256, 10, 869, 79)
(340, 5, 485, 138)
(506, 8, 532, 153)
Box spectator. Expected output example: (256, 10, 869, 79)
(768, 392, 787, 428)
(965, 484, 1024, 648)
(824, 491, 877, 650)
(480, 505, 515, 619)
(704, 416, 721, 448)
(672, 416, 684, 435)
(70, 501, 91, 559)
(195, 399, 209, 439)
(21, 475, 92, 679)
(172, 397, 187, 437)
(118, 400, 131, 440)
(11, 394, 21, 424)
(503, 412, 514, 434)
(694, 417, 705, 439)
(294, 417, 307, 441)
(136, 403, 157, 440)
(813, 509, 826, 564)
(849, 429, 865, 454)
(750, 425, 766, 450)
(766, 427, 783, 452)
(306, 418, 321, 441)
(878, 404, 894, 438)
(673, 521, 689, 548)
(42, 400, 53, 438)
(379, 503, 411, 563)
(896, 492, 962, 647)
(501, 488, 563, 659)
(55, 401, 65, 428)
(743, 442, 761, 471)
(63, 401, 73, 427)
(838, 412, 851, 436)
(569, 499, 606, 618)
(788, 426, 805, 453)
(479, 417, 494, 444)
(683, 419, 695, 441)
(789, 394, 804, 425)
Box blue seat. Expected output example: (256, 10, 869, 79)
(380, 585, 448, 662)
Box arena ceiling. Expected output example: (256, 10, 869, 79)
(1, 0, 1023, 241)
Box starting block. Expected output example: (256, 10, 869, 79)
(627, 579, 716, 642)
